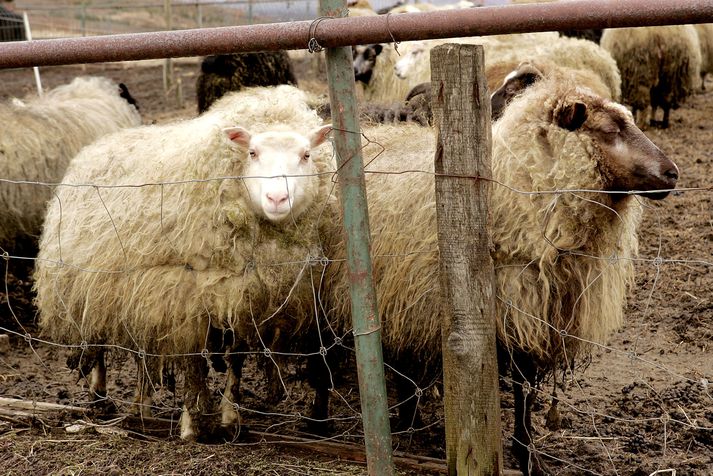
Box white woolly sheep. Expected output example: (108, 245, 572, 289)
(0, 76, 141, 254)
(322, 76, 678, 475)
(694, 23, 713, 90)
(34, 85, 335, 441)
(393, 34, 621, 102)
(601, 25, 702, 128)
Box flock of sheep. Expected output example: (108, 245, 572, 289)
(2, 1, 711, 474)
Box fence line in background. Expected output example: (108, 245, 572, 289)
(2, 0, 713, 68)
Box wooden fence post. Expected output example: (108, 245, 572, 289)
(431, 43, 503, 475)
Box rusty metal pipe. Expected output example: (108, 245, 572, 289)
(1, 0, 713, 68)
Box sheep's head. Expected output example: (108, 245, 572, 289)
(393, 43, 426, 80)
(353, 44, 383, 85)
(224, 125, 332, 223)
(491, 62, 543, 121)
(553, 90, 679, 200)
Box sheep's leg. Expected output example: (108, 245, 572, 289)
(511, 353, 550, 476)
(395, 375, 424, 432)
(71, 348, 117, 414)
(88, 350, 107, 403)
(220, 345, 247, 436)
(180, 355, 213, 441)
(305, 352, 332, 435)
(133, 355, 161, 418)
(660, 106, 671, 129)
(262, 328, 286, 406)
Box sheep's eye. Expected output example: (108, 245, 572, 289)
(302, 151, 311, 161)
(248, 149, 257, 158)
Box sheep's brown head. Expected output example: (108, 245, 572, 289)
(553, 90, 679, 200)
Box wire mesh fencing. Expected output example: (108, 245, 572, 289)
(0, 75, 711, 474)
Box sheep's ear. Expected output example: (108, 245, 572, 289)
(224, 126, 251, 147)
(373, 44, 383, 56)
(555, 101, 587, 131)
(309, 125, 333, 148)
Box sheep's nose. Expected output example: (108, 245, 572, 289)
(267, 192, 289, 207)
(663, 167, 678, 182)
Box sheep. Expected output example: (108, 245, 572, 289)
(0, 76, 141, 255)
(195, 51, 298, 114)
(399, 57, 612, 125)
(0, 5, 25, 42)
(321, 75, 678, 475)
(393, 35, 621, 102)
(33, 85, 336, 440)
(601, 25, 702, 128)
(490, 59, 613, 119)
(314, 97, 431, 126)
(694, 23, 713, 90)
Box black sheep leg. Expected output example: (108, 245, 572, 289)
(511, 352, 550, 476)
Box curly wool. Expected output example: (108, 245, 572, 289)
(324, 77, 640, 371)
(35, 85, 336, 357)
(0, 76, 141, 250)
(601, 25, 701, 120)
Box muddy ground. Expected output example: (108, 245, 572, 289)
(0, 56, 711, 475)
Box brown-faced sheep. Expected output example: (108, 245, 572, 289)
(196, 51, 298, 114)
(694, 23, 713, 90)
(601, 25, 702, 128)
(34, 85, 336, 440)
(0, 76, 141, 255)
(321, 76, 678, 475)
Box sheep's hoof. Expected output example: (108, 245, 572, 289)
(219, 420, 249, 443)
(513, 440, 553, 476)
(305, 418, 333, 437)
(89, 396, 118, 415)
(545, 403, 561, 431)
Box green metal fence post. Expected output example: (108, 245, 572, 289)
(318, 1, 394, 474)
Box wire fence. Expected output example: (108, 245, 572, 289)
(1, 1, 713, 473)
(0, 66, 711, 473)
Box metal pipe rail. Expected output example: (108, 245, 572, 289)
(1, 0, 713, 68)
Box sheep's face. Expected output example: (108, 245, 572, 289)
(353, 44, 383, 85)
(554, 93, 679, 200)
(394, 44, 425, 80)
(224, 125, 332, 224)
(491, 62, 543, 121)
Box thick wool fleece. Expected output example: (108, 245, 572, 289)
(35, 85, 336, 357)
(324, 77, 641, 377)
(0, 76, 141, 250)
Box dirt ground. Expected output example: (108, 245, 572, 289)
(0, 55, 712, 475)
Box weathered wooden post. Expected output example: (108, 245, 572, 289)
(431, 43, 503, 475)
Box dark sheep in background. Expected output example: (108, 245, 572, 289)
(195, 51, 298, 114)
(0, 5, 25, 42)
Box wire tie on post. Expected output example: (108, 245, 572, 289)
(307, 16, 332, 53)
(384, 13, 401, 55)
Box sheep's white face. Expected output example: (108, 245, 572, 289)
(394, 45, 425, 79)
(224, 126, 332, 224)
